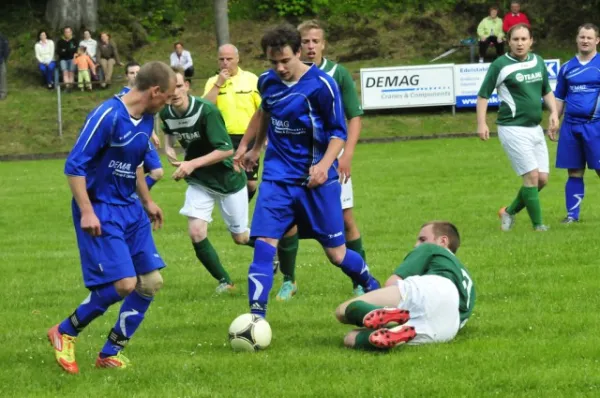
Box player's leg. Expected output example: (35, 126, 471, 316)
(275, 225, 299, 301)
(144, 142, 163, 190)
(246, 160, 259, 202)
(556, 121, 586, 222)
(341, 178, 368, 295)
(478, 39, 489, 62)
(218, 185, 251, 245)
(180, 185, 234, 292)
(525, 125, 550, 230)
(248, 181, 295, 317)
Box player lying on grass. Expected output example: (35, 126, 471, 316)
(335, 221, 475, 350)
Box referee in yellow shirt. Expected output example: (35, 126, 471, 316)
(204, 44, 262, 201)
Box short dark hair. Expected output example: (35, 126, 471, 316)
(507, 23, 532, 40)
(63, 26, 72, 33)
(577, 23, 599, 38)
(261, 23, 301, 55)
(489, 5, 499, 11)
(174, 41, 183, 48)
(37, 30, 49, 41)
(125, 61, 140, 74)
(422, 221, 461, 253)
(82, 29, 91, 35)
(135, 61, 176, 92)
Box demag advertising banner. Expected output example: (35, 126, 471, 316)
(360, 64, 455, 110)
(454, 59, 560, 109)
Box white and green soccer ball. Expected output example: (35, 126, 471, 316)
(228, 313, 272, 352)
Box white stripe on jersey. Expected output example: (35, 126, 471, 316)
(80, 106, 114, 152)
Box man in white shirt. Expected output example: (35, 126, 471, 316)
(169, 42, 194, 78)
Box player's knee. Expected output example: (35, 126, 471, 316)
(343, 331, 358, 348)
(326, 249, 346, 266)
(335, 304, 347, 323)
(149, 168, 164, 181)
(538, 174, 549, 189)
(247, 180, 258, 192)
(188, 222, 208, 242)
(114, 277, 138, 297)
(136, 270, 164, 297)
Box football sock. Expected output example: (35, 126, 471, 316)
(522, 186, 543, 227)
(336, 249, 376, 290)
(100, 290, 153, 357)
(145, 175, 158, 190)
(352, 329, 387, 351)
(565, 176, 584, 219)
(58, 284, 123, 337)
(246, 237, 256, 248)
(193, 239, 232, 284)
(346, 238, 366, 288)
(506, 187, 526, 215)
(248, 188, 257, 202)
(248, 240, 276, 317)
(277, 233, 299, 283)
(344, 300, 383, 326)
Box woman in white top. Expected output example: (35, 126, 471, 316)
(34, 30, 56, 89)
(79, 29, 98, 62)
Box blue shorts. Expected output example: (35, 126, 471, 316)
(556, 120, 600, 170)
(250, 180, 345, 248)
(59, 59, 75, 72)
(72, 200, 165, 288)
(143, 142, 162, 174)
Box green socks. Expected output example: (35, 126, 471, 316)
(521, 186, 543, 227)
(506, 186, 526, 215)
(352, 329, 388, 351)
(192, 239, 232, 284)
(277, 233, 299, 283)
(344, 300, 383, 327)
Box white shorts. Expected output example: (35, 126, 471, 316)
(179, 184, 249, 234)
(498, 125, 549, 176)
(340, 178, 354, 210)
(396, 275, 460, 345)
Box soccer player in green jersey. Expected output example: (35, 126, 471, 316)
(335, 221, 475, 350)
(477, 23, 559, 232)
(161, 67, 250, 294)
(271, 19, 367, 300)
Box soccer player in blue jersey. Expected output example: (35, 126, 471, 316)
(120, 61, 164, 192)
(555, 23, 600, 223)
(47, 61, 176, 374)
(239, 24, 380, 318)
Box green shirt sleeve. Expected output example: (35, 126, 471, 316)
(478, 62, 500, 99)
(203, 103, 233, 151)
(393, 244, 433, 278)
(159, 110, 171, 135)
(540, 56, 552, 96)
(336, 65, 363, 119)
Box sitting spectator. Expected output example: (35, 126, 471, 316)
(170, 42, 194, 77)
(0, 32, 8, 100)
(79, 29, 98, 62)
(56, 26, 78, 91)
(97, 32, 122, 88)
(35, 30, 56, 89)
(73, 45, 96, 91)
(503, 1, 530, 33)
(477, 6, 505, 63)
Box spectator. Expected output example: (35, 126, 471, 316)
(0, 32, 8, 100)
(503, 1, 530, 33)
(79, 29, 98, 62)
(477, 5, 505, 63)
(97, 32, 122, 88)
(169, 42, 194, 78)
(35, 30, 56, 89)
(56, 26, 78, 91)
(73, 45, 96, 91)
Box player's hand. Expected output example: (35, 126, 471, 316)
(151, 132, 161, 148)
(308, 163, 328, 188)
(337, 153, 352, 184)
(547, 113, 559, 141)
(233, 146, 248, 173)
(144, 201, 164, 230)
(477, 123, 490, 141)
(81, 210, 102, 237)
(217, 69, 231, 87)
(172, 161, 196, 181)
(165, 148, 180, 167)
(242, 148, 260, 173)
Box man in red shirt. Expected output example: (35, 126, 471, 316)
(503, 1, 530, 33)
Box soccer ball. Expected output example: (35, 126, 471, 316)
(228, 313, 272, 352)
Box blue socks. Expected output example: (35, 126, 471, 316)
(248, 240, 276, 317)
(100, 290, 153, 357)
(565, 176, 584, 220)
(59, 284, 123, 337)
(145, 175, 158, 190)
(337, 249, 380, 292)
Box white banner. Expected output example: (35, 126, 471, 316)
(360, 64, 455, 110)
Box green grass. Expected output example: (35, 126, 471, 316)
(3, 139, 600, 396)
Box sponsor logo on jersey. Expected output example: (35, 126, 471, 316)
(270, 117, 306, 135)
(515, 71, 542, 83)
(175, 131, 202, 141)
(108, 160, 136, 179)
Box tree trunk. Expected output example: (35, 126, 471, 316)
(214, 0, 230, 46)
(46, 0, 98, 33)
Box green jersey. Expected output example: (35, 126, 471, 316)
(394, 243, 475, 325)
(319, 58, 363, 119)
(478, 53, 552, 127)
(160, 95, 246, 195)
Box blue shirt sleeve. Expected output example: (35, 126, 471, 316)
(64, 103, 117, 176)
(554, 61, 569, 101)
(317, 76, 347, 141)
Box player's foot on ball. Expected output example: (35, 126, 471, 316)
(369, 325, 416, 349)
(215, 282, 236, 294)
(352, 285, 365, 296)
(534, 224, 550, 232)
(47, 324, 79, 374)
(561, 216, 579, 224)
(363, 308, 410, 329)
(95, 352, 131, 369)
(276, 281, 297, 301)
(498, 207, 515, 231)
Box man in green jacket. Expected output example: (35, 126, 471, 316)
(477, 5, 505, 63)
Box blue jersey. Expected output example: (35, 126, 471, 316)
(258, 65, 347, 185)
(119, 86, 131, 95)
(554, 54, 600, 123)
(64, 96, 155, 205)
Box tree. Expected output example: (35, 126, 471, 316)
(214, 0, 230, 46)
(46, 0, 98, 32)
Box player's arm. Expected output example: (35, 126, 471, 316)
(64, 105, 115, 237)
(476, 64, 499, 141)
(554, 64, 568, 119)
(541, 62, 559, 140)
(338, 66, 363, 183)
(136, 165, 163, 230)
(203, 76, 219, 104)
(164, 133, 180, 166)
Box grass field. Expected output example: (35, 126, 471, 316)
(3, 138, 600, 397)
